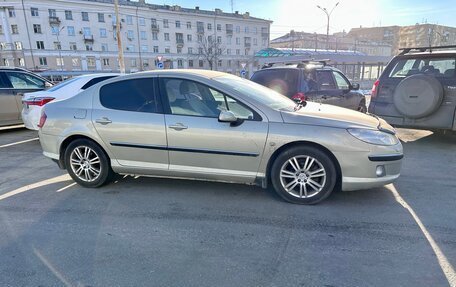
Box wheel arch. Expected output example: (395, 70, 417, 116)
(265, 141, 342, 189)
(59, 134, 111, 169)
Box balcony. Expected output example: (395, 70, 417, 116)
(176, 39, 184, 47)
(226, 29, 233, 35)
(83, 35, 94, 43)
(151, 23, 159, 32)
(244, 42, 251, 48)
(49, 16, 61, 25)
(197, 27, 204, 34)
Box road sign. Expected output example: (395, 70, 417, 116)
(157, 62, 164, 69)
(157, 56, 163, 62)
(240, 69, 246, 76)
(241, 62, 247, 69)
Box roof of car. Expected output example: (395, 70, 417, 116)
(0, 66, 30, 72)
(398, 50, 456, 57)
(135, 69, 230, 79)
(257, 65, 338, 72)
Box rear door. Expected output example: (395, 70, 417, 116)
(0, 72, 21, 123)
(92, 77, 169, 170)
(4, 71, 47, 114)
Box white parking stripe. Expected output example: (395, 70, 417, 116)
(0, 137, 39, 149)
(0, 174, 71, 201)
(0, 124, 24, 131)
(56, 182, 77, 193)
(388, 184, 456, 287)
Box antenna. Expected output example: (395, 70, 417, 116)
(230, 0, 234, 13)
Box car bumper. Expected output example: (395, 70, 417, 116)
(21, 106, 41, 131)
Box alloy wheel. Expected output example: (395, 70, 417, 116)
(69, 146, 102, 182)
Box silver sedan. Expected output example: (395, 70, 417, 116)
(38, 70, 403, 204)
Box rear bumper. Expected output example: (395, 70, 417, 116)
(21, 106, 41, 131)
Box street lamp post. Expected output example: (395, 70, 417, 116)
(56, 26, 65, 71)
(317, 2, 339, 50)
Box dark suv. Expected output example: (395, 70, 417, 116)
(251, 62, 366, 112)
(369, 46, 456, 132)
(0, 67, 52, 127)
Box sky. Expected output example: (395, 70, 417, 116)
(148, 0, 456, 39)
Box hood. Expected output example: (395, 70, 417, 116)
(281, 102, 395, 133)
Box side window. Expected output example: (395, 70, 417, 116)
(161, 78, 255, 120)
(250, 69, 299, 97)
(389, 58, 456, 78)
(5, 72, 45, 89)
(100, 78, 161, 113)
(0, 73, 8, 88)
(81, 76, 117, 90)
(316, 71, 337, 90)
(333, 72, 350, 90)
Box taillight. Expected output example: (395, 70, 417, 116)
(23, 97, 55, 107)
(292, 92, 307, 102)
(371, 79, 380, 98)
(37, 111, 47, 128)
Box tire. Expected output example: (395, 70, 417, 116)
(357, 99, 367, 113)
(393, 74, 443, 119)
(271, 145, 337, 205)
(64, 138, 114, 188)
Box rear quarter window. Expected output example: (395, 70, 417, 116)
(388, 57, 456, 79)
(81, 76, 117, 90)
(251, 69, 299, 97)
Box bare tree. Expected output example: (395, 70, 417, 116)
(197, 36, 226, 70)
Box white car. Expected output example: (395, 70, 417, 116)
(22, 73, 118, 130)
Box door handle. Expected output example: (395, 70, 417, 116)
(169, 123, 188, 130)
(95, 117, 112, 125)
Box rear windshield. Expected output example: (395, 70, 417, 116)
(250, 69, 299, 97)
(388, 57, 456, 78)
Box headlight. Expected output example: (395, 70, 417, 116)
(347, 128, 399, 146)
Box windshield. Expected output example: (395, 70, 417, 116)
(47, 77, 80, 92)
(213, 75, 296, 111)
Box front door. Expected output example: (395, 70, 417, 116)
(92, 77, 169, 171)
(0, 72, 20, 124)
(332, 70, 360, 110)
(159, 77, 268, 183)
(313, 70, 344, 107)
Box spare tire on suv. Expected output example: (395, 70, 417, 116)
(393, 74, 443, 119)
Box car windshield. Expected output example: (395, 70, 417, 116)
(47, 77, 80, 92)
(213, 75, 296, 111)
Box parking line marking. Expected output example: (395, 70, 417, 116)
(56, 182, 77, 192)
(0, 137, 39, 149)
(0, 124, 25, 131)
(388, 184, 456, 287)
(0, 174, 71, 201)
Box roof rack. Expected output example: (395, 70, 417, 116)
(261, 59, 330, 69)
(399, 45, 456, 55)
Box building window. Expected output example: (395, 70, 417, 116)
(245, 27, 249, 33)
(199, 60, 203, 67)
(152, 32, 158, 40)
(11, 25, 18, 34)
(163, 19, 169, 28)
(188, 60, 193, 67)
(2, 59, 9, 66)
(103, 58, 110, 66)
(141, 45, 148, 52)
(56, 57, 64, 66)
(245, 49, 249, 55)
(36, 41, 44, 49)
(153, 46, 158, 53)
(186, 21, 191, 29)
(236, 49, 240, 55)
(236, 37, 240, 45)
(177, 47, 182, 54)
(198, 47, 203, 54)
(98, 13, 104, 22)
(131, 59, 137, 67)
(8, 8, 15, 17)
(218, 59, 222, 67)
(217, 36, 222, 43)
(140, 31, 146, 40)
(236, 26, 240, 33)
(86, 44, 93, 51)
(87, 57, 96, 68)
(39, 57, 47, 66)
(14, 42, 22, 50)
(197, 34, 203, 42)
(164, 33, 170, 41)
(54, 41, 61, 50)
(187, 34, 192, 42)
(253, 27, 257, 34)
(18, 58, 25, 66)
(48, 9, 56, 17)
(139, 17, 145, 26)
(31, 8, 39, 17)
(126, 45, 134, 52)
(217, 24, 221, 31)
(227, 49, 231, 55)
(65, 10, 73, 20)
(51, 26, 59, 35)
(82, 12, 89, 21)
(177, 59, 183, 68)
(188, 47, 193, 54)
(83, 27, 91, 36)
(126, 15, 133, 25)
(165, 47, 170, 53)
(207, 23, 212, 30)
(228, 60, 231, 67)
(100, 28, 107, 38)
(101, 43, 108, 51)
(0, 25, 3, 34)
(127, 30, 134, 40)
(67, 26, 75, 36)
(72, 58, 80, 67)
(176, 20, 180, 28)
(253, 38, 258, 45)
(70, 42, 77, 50)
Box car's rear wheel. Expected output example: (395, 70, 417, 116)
(357, 100, 367, 113)
(64, 139, 114, 188)
(271, 146, 337, 204)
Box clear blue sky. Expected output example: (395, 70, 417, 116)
(147, 0, 456, 39)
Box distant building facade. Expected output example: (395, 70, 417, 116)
(0, 0, 271, 76)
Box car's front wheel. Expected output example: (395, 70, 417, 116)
(271, 146, 337, 204)
(64, 139, 114, 188)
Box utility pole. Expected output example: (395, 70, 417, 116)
(114, 0, 125, 73)
(56, 26, 65, 71)
(317, 2, 339, 50)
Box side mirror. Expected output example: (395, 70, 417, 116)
(351, 83, 360, 90)
(218, 110, 243, 126)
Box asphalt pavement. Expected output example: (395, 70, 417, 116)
(0, 127, 455, 287)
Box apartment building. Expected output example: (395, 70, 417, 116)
(0, 0, 271, 76)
